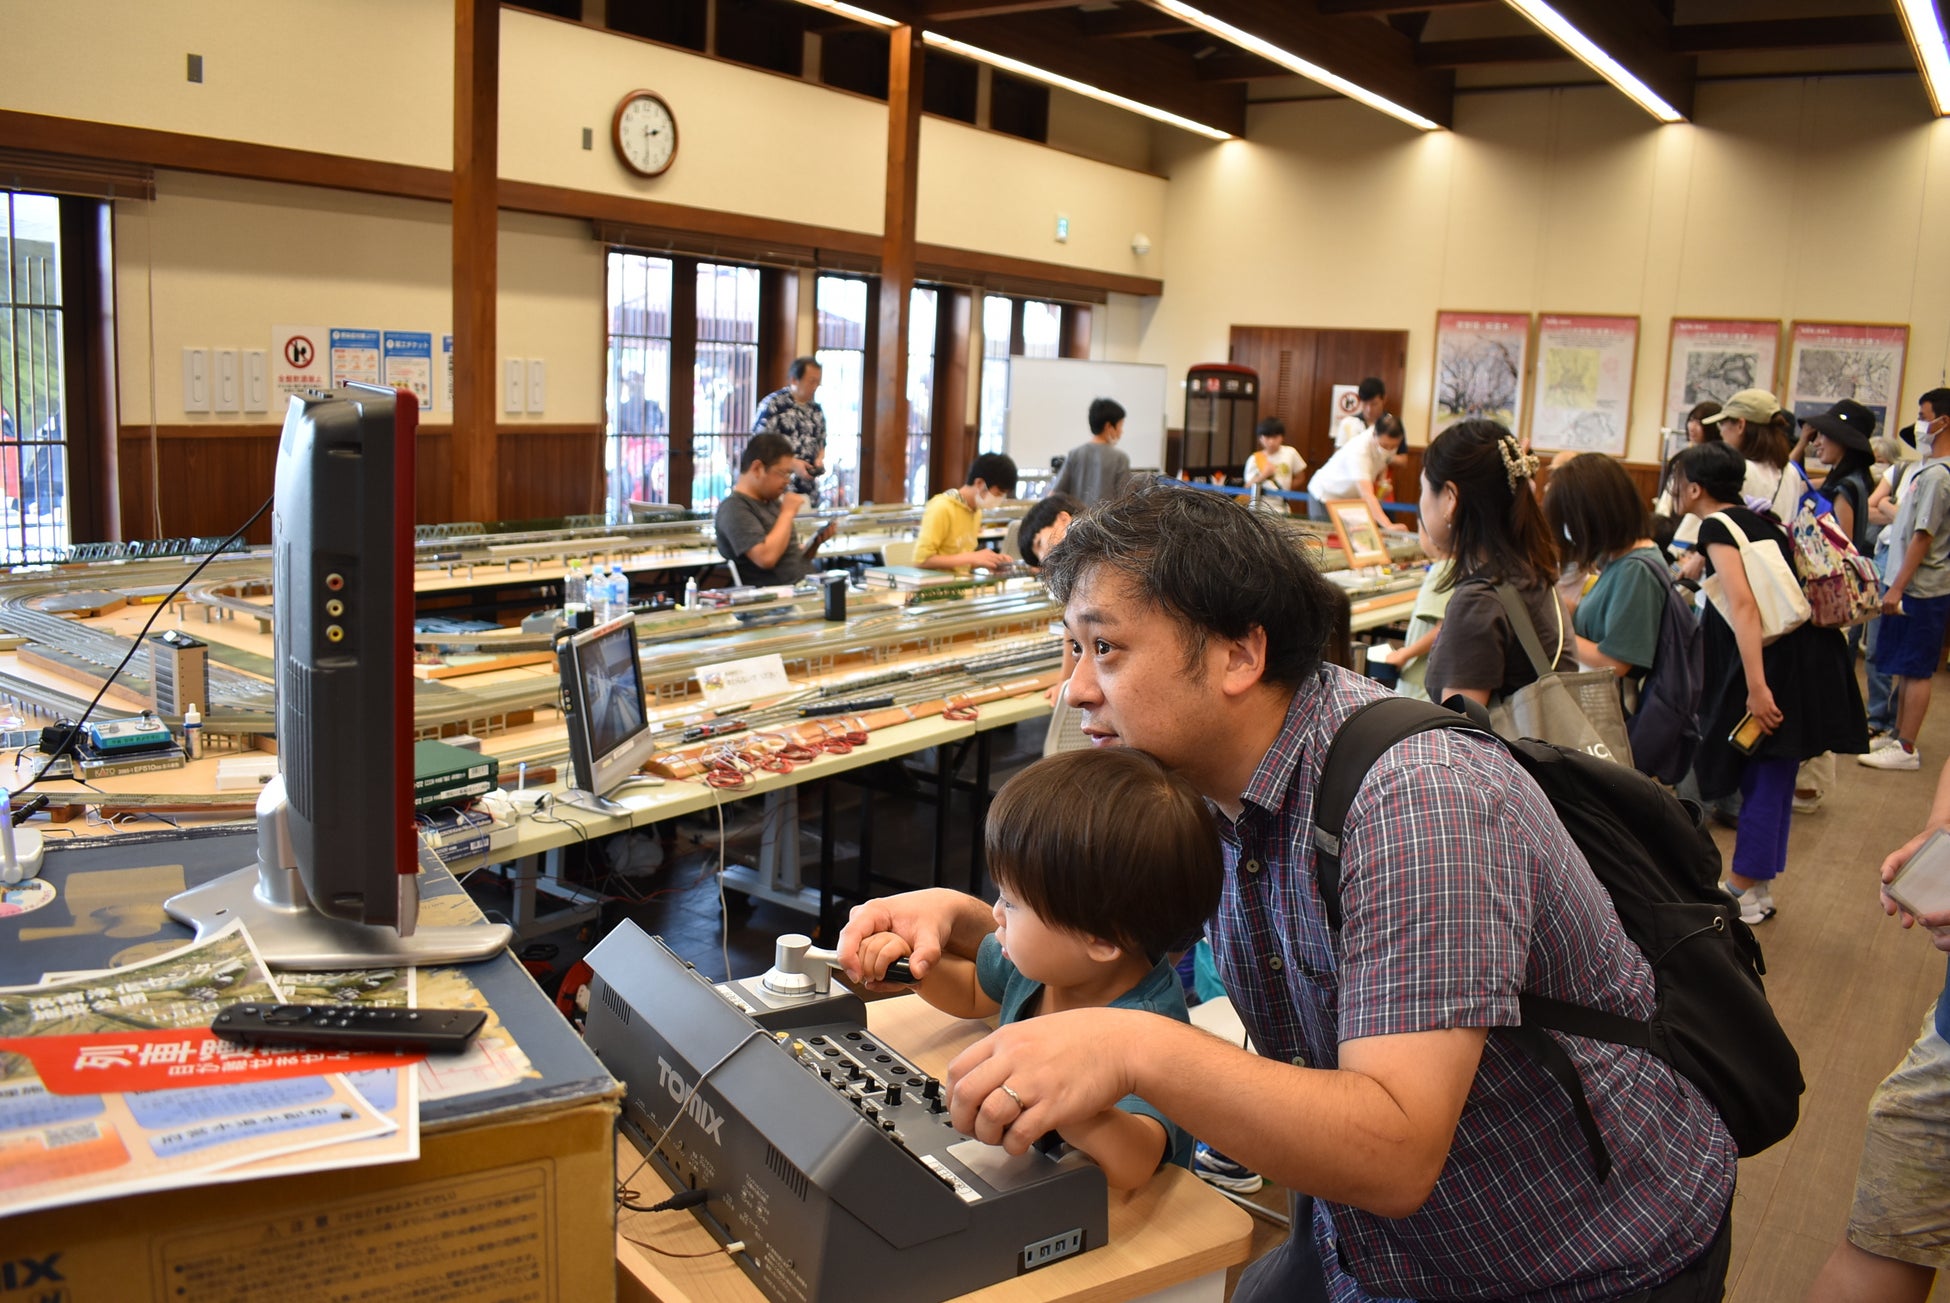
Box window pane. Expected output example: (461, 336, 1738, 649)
(1021, 299, 1060, 360)
(692, 262, 761, 510)
(604, 251, 673, 519)
(0, 192, 68, 563)
(905, 286, 937, 505)
(815, 274, 867, 507)
(979, 294, 1013, 454)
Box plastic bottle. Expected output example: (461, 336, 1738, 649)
(684, 575, 699, 610)
(182, 705, 203, 760)
(592, 564, 614, 622)
(563, 563, 587, 616)
(609, 566, 630, 619)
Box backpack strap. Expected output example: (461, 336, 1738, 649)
(1312, 696, 1489, 930)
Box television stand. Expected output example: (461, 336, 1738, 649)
(164, 778, 513, 970)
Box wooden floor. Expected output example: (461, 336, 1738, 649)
(1228, 669, 1950, 1301)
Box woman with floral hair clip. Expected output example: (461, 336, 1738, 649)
(1421, 420, 1577, 707)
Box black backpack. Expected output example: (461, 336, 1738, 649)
(1620, 553, 1703, 786)
(1312, 694, 1801, 1180)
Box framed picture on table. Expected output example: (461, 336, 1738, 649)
(1326, 499, 1389, 568)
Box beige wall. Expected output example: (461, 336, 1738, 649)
(0, 0, 452, 168)
(115, 173, 600, 425)
(1143, 76, 1950, 462)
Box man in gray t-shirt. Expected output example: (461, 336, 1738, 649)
(1048, 397, 1132, 507)
(714, 433, 834, 587)
(1864, 388, 1950, 771)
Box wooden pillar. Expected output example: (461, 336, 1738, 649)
(452, 0, 499, 525)
(929, 287, 971, 496)
(61, 200, 119, 542)
(756, 266, 800, 398)
(1059, 304, 1092, 359)
(668, 258, 699, 507)
(867, 25, 922, 506)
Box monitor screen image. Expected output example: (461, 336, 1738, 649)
(557, 617, 661, 814)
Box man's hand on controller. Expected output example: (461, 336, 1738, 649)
(945, 1008, 1142, 1153)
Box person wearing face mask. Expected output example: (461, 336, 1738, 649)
(914, 453, 1019, 573)
(752, 356, 828, 503)
(1861, 389, 1950, 772)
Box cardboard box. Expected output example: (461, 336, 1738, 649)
(0, 827, 623, 1302)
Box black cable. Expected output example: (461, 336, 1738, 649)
(11, 492, 273, 799)
(618, 1187, 710, 1215)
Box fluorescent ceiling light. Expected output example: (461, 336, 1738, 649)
(921, 31, 1235, 140)
(795, 0, 898, 26)
(1896, 0, 1950, 116)
(1504, 0, 1685, 123)
(1151, 0, 1441, 132)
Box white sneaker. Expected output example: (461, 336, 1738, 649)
(1859, 744, 1922, 771)
(1792, 792, 1822, 814)
(1870, 735, 1903, 752)
(1723, 880, 1776, 925)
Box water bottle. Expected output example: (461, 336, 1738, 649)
(593, 565, 615, 622)
(609, 566, 630, 619)
(182, 705, 203, 760)
(683, 575, 699, 610)
(563, 563, 587, 616)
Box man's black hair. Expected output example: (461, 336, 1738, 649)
(1040, 480, 1344, 691)
(1088, 397, 1127, 436)
(967, 452, 1019, 496)
(740, 432, 795, 474)
(1255, 417, 1286, 439)
(1018, 492, 1083, 567)
(1922, 388, 1950, 420)
(787, 356, 821, 381)
(1357, 377, 1386, 402)
(1670, 440, 1748, 504)
(1374, 413, 1406, 448)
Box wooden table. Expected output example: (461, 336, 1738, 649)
(615, 994, 1255, 1303)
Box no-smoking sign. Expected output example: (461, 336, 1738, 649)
(284, 335, 315, 369)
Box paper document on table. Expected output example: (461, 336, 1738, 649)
(0, 922, 415, 1217)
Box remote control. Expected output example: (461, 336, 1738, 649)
(211, 1003, 488, 1055)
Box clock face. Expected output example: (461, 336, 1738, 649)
(613, 91, 677, 178)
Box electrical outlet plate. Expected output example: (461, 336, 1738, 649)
(244, 350, 269, 411)
(181, 347, 210, 412)
(213, 348, 240, 412)
(503, 358, 525, 414)
(527, 359, 546, 413)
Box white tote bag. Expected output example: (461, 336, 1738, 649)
(1699, 511, 1810, 645)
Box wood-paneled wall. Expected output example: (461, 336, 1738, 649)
(116, 423, 605, 540)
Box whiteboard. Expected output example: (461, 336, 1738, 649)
(1005, 358, 1169, 476)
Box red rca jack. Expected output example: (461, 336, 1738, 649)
(325, 573, 345, 591)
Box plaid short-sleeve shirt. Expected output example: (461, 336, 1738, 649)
(1210, 666, 1736, 1303)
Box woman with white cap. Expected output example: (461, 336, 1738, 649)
(1702, 387, 1794, 503)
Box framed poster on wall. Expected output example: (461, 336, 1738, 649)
(1528, 314, 1638, 456)
(1431, 311, 1531, 440)
(1785, 321, 1909, 433)
(1664, 318, 1780, 432)
(1325, 499, 1390, 568)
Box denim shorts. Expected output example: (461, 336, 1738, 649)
(1873, 592, 1950, 680)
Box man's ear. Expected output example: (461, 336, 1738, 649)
(1218, 625, 1270, 698)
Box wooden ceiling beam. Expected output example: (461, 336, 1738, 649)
(1416, 35, 1564, 67)
(1314, 0, 1493, 14)
(1670, 15, 1906, 54)
(1079, 7, 1192, 38)
(1194, 51, 1292, 81)
(917, 0, 1085, 18)
(943, 11, 1249, 134)
(1139, 0, 1455, 126)
(1507, 0, 1694, 118)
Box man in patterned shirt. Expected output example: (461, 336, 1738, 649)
(838, 481, 1737, 1303)
(752, 356, 827, 503)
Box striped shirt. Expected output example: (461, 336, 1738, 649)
(1209, 665, 1736, 1302)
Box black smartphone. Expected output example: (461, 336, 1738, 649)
(1728, 713, 1766, 754)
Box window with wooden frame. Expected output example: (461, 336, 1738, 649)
(603, 250, 674, 517)
(904, 286, 939, 506)
(814, 274, 866, 508)
(0, 192, 69, 563)
(690, 261, 762, 511)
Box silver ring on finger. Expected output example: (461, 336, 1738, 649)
(999, 1084, 1024, 1111)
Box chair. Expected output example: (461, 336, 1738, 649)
(881, 540, 919, 567)
(1000, 518, 1023, 562)
(1041, 679, 1090, 757)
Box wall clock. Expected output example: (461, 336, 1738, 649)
(613, 90, 677, 178)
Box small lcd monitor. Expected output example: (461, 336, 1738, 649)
(557, 616, 662, 815)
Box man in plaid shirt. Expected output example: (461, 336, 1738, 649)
(839, 481, 1737, 1302)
